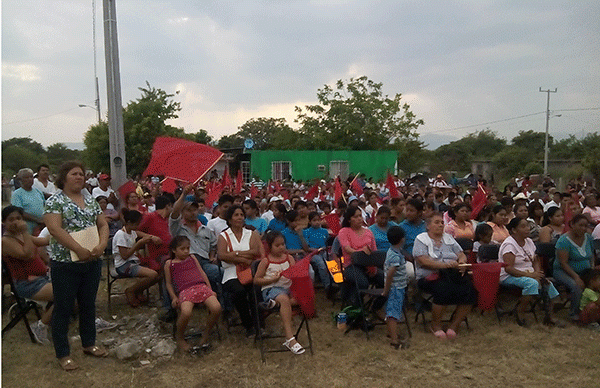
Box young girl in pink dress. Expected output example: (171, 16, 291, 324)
(165, 236, 222, 353)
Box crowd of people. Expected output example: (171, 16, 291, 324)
(3, 162, 600, 370)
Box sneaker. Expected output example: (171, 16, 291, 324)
(31, 320, 50, 345)
(258, 299, 277, 310)
(95, 317, 118, 332)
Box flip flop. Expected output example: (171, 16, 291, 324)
(432, 329, 447, 340)
(446, 329, 457, 340)
(283, 337, 305, 355)
(59, 357, 79, 371)
(83, 345, 108, 358)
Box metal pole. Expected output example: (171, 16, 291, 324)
(539, 87, 557, 176)
(103, 0, 127, 190)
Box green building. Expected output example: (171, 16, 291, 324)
(249, 150, 398, 182)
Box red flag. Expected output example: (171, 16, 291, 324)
(234, 169, 243, 195)
(267, 180, 274, 195)
(161, 177, 178, 194)
(275, 181, 283, 193)
(205, 182, 223, 209)
(323, 213, 341, 236)
(472, 262, 505, 311)
(143, 137, 223, 184)
(386, 173, 400, 198)
(334, 177, 343, 205)
(250, 183, 258, 199)
(470, 183, 488, 219)
(351, 178, 363, 196)
(222, 166, 232, 189)
(305, 181, 320, 201)
(117, 180, 137, 202)
(281, 253, 316, 318)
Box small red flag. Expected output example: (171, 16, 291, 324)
(222, 166, 232, 189)
(334, 177, 343, 205)
(470, 183, 488, 219)
(250, 183, 258, 199)
(235, 169, 243, 195)
(386, 173, 400, 198)
(205, 182, 223, 209)
(281, 253, 316, 318)
(305, 181, 320, 201)
(351, 178, 363, 196)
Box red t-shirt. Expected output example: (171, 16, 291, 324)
(138, 211, 171, 263)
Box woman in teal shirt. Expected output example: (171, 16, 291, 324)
(554, 214, 595, 321)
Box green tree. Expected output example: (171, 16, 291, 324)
(295, 76, 424, 150)
(511, 130, 552, 158)
(2, 144, 48, 176)
(83, 82, 205, 176)
(580, 133, 600, 181)
(215, 117, 296, 150)
(46, 143, 82, 171)
(430, 130, 507, 173)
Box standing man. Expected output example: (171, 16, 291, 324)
(11, 168, 46, 234)
(32, 164, 57, 199)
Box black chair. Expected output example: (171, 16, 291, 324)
(455, 238, 474, 253)
(478, 244, 500, 263)
(536, 242, 556, 278)
(250, 259, 313, 363)
(1, 262, 43, 343)
(593, 239, 600, 266)
(351, 250, 412, 340)
(414, 285, 470, 332)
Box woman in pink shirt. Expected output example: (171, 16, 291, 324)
(338, 206, 382, 306)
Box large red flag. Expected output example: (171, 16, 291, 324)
(386, 172, 400, 198)
(470, 183, 488, 219)
(305, 181, 320, 201)
(117, 180, 137, 202)
(334, 177, 343, 205)
(143, 137, 223, 184)
(161, 177, 178, 194)
(234, 169, 243, 195)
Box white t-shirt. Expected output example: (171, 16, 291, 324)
(261, 210, 274, 224)
(592, 224, 600, 240)
(92, 186, 116, 210)
(38, 227, 52, 257)
(112, 229, 139, 268)
(33, 178, 57, 195)
(498, 236, 536, 281)
(207, 217, 229, 237)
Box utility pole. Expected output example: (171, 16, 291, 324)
(540, 87, 557, 176)
(92, 0, 101, 124)
(103, 0, 127, 190)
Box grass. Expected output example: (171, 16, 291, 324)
(2, 270, 600, 388)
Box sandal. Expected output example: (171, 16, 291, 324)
(446, 329, 457, 340)
(432, 329, 447, 340)
(58, 357, 79, 371)
(83, 345, 108, 358)
(283, 337, 305, 355)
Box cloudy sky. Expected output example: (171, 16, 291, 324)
(2, 1, 599, 150)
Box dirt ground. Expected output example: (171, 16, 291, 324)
(2, 270, 599, 388)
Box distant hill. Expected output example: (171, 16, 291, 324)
(63, 142, 85, 151)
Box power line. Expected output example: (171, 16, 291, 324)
(422, 111, 546, 134)
(2, 107, 81, 126)
(554, 107, 600, 112)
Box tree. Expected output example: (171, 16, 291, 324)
(215, 117, 296, 150)
(511, 130, 552, 158)
(83, 82, 206, 176)
(294, 76, 424, 150)
(2, 144, 48, 176)
(46, 143, 82, 171)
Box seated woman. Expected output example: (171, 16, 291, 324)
(2, 205, 53, 345)
(444, 203, 475, 240)
(582, 194, 600, 227)
(368, 206, 393, 251)
(499, 217, 563, 327)
(217, 205, 263, 337)
(539, 206, 565, 244)
(527, 201, 544, 242)
(338, 205, 384, 307)
(487, 205, 509, 244)
(413, 213, 476, 340)
(554, 214, 595, 321)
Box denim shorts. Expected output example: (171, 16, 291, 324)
(115, 261, 141, 277)
(385, 287, 406, 321)
(14, 275, 51, 299)
(262, 286, 289, 301)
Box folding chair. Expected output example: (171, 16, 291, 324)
(349, 251, 411, 340)
(413, 286, 470, 332)
(1, 263, 43, 343)
(250, 258, 314, 363)
(106, 254, 153, 314)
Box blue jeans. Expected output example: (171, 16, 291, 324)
(310, 252, 331, 289)
(51, 260, 102, 359)
(552, 268, 584, 318)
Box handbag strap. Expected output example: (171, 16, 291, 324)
(223, 230, 234, 253)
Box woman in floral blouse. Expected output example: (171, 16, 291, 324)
(44, 161, 109, 371)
